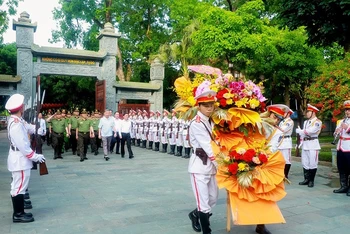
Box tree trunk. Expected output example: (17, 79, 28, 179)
(116, 46, 125, 81)
(284, 84, 290, 107)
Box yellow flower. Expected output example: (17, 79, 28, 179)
(223, 92, 233, 99)
(248, 98, 260, 109)
(224, 156, 231, 162)
(187, 96, 196, 106)
(236, 148, 246, 154)
(238, 162, 249, 171)
(226, 99, 233, 105)
(235, 97, 248, 108)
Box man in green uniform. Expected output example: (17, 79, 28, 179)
(49, 110, 68, 159)
(76, 108, 93, 162)
(90, 110, 101, 155)
(61, 109, 70, 153)
(68, 108, 80, 155)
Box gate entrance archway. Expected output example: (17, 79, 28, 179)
(13, 12, 119, 112)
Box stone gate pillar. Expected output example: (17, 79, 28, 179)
(150, 58, 165, 111)
(13, 12, 37, 107)
(98, 23, 120, 112)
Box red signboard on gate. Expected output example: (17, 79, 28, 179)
(95, 80, 106, 112)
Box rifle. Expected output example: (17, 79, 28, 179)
(169, 122, 173, 139)
(147, 121, 150, 137)
(162, 121, 165, 137)
(34, 75, 48, 176)
(156, 121, 159, 136)
(142, 121, 145, 134)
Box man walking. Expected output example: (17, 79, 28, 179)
(120, 113, 134, 159)
(98, 109, 116, 161)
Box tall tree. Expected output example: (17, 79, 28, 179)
(268, 0, 350, 51)
(0, 42, 16, 75)
(0, 0, 22, 43)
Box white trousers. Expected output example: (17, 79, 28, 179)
(280, 148, 291, 164)
(11, 169, 31, 196)
(301, 149, 319, 169)
(176, 133, 184, 146)
(168, 132, 176, 145)
(190, 173, 218, 213)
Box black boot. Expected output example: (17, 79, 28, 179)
(11, 195, 34, 223)
(308, 168, 317, 187)
(168, 145, 175, 155)
(148, 141, 153, 150)
(24, 200, 31, 205)
(141, 140, 147, 148)
(198, 211, 211, 234)
(255, 224, 271, 234)
(162, 144, 168, 153)
(24, 192, 30, 200)
(184, 148, 191, 158)
(175, 146, 183, 157)
(299, 168, 310, 185)
(333, 174, 349, 193)
(136, 139, 141, 147)
(188, 209, 201, 232)
(153, 142, 159, 151)
(284, 164, 291, 179)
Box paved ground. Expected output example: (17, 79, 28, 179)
(0, 130, 350, 234)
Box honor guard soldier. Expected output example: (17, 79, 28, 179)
(90, 110, 101, 155)
(296, 104, 322, 188)
(168, 109, 177, 155)
(182, 119, 191, 158)
(188, 89, 218, 234)
(76, 108, 94, 162)
(333, 100, 350, 195)
(147, 110, 155, 150)
(135, 109, 143, 146)
(141, 110, 149, 148)
(152, 110, 161, 151)
(175, 117, 184, 157)
(161, 109, 170, 153)
(68, 108, 80, 155)
(49, 110, 68, 159)
(278, 108, 294, 179)
(6, 94, 46, 223)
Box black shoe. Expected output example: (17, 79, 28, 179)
(80, 159, 84, 162)
(84, 157, 88, 160)
(24, 193, 30, 200)
(57, 156, 63, 159)
(308, 181, 314, 187)
(94, 151, 99, 155)
(23, 212, 33, 217)
(255, 224, 271, 234)
(129, 155, 134, 159)
(121, 155, 125, 158)
(104, 156, 110, 161)
(24, 203, 32, 209)
(13, 213, 34, 223)
(116, 152, 120, 154)
(24, 200, 31, 205)
(188, 209, 201, 232)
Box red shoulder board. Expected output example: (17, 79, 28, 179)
(195, 115, 201, 123)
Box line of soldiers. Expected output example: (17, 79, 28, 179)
(128, 108, 192, 158)
(44, 108, 101, 162)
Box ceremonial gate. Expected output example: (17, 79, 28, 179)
(12, 12, 165, 114)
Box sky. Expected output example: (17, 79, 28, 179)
(3, 0, 64, 47)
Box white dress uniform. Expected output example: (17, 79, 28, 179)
(141, 116, 148, 141)
(183, 120, 191, 148)
(147, 115, 155, 142)
(188, 111, 218, 214)
(278, 117, 294, 164)
(336, 118, 350, 152)
(300, 116, 322, 169)
(168, 116, 177, 145)
(152, 115, 161, 143)
(160, 115, 170, 144)
(136, 114, 143, 140)
(176, 119, 184, 147)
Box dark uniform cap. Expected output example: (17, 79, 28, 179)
(56, 110, 61, 115)
(94, 109, 99, 114)
(67, 111, 71, 115)
(73, 107, 79, 113)
(81, 108, 87, 114)
(61, 109, 67, 114)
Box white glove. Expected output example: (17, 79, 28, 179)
(30, 153, 46, 163)
(295, 127, 303, 135)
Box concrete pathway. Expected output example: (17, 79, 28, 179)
(0, 130, 349, 234)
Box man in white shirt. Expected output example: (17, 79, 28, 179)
(35, 113, 47, 154)
(98, 109, 117, 161)
(120, 113, 134, 159)
(110, 112, 122, 154)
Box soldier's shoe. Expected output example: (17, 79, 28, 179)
(57, 156, 63, 159)
(23, 212, 33, 217)
(80, 159, 84, 162)
(72, 151, 76, 155)
(13, 213, 34, 223)
(255, 224, 271, 234)
(24, 200, 31, 205)
(84, 157, 88, 160)
(104, 156, 110, 161)
(24, 203, 32, 209)
(24, 193, 30, 200)
(188, 209, 201, 232)
(94, 151, 99, 155)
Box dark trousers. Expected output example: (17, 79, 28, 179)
(46, 128, 51, 145)
(52, 132, 64, 157)
(70, 130, 78, 153)
(110, 132, 121, 153)
(337, 150, 350, 174)
(78, 132, 90, 159)
(121, 133, 133, 157)
(90, 130, 100, 152)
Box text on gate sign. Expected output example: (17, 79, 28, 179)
(42, 57, 96, 66)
